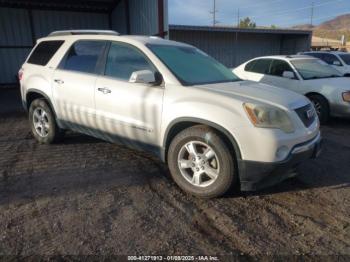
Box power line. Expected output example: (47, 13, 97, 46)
(273, 11, 350, 27)
(210, 0, 219, 26)
(311, 1, 314, 26)
(249, 0, 343, 20)
(238, 0, 284, 10)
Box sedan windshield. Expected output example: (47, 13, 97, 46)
(147, 44, 240, 86)
(339, 54, 350, 65)
(291, 59, 342, 80)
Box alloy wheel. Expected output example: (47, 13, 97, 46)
(33, 107, 50, 137)
(177, 141, 220, 188)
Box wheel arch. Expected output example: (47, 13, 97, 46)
(162, 117, 242, 164)
(305, 92, 328, 101)
(26, 89, 57, 119)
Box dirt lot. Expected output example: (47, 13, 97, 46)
(0, 88, 350, 256)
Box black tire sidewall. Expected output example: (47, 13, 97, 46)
(29, 99, 57, 144)
(167, 126, 236, 198)
(309, 95, 329, 124)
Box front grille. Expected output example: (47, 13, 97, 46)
(295, 104, 316, 128)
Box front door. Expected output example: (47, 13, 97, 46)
(94, 41, 164, 147)
(262, 59, 300, 93)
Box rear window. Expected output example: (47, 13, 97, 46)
(61, 41, 106, 74)
(247, 59, 272, 74)
(27, 41, 64, 66)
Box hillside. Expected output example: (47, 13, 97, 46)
(293, 14, 350, 41)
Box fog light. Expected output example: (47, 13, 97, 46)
(276, 146, 289, 160)
(343, 91, 350, 102)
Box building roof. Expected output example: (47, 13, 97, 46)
(169, 25, 312, 36)
(0, 0, 120, 13)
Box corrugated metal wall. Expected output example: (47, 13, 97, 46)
(110, 0, 159, 35)
(32, 10, 109, 38)
(0, 7, 110, 84)
(111, 0, 127, 34)
(1, 0, 165, 84)
(0, 8, 32, 84)
(170, 29, 311, 68)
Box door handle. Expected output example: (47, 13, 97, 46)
(54, 79, 64, 84)
(98, 87, 111, 94)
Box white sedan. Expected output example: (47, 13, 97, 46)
(234, 55, 350, 123)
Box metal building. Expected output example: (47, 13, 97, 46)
(169, 25, 312, 68)
(0, 0, 168, 85)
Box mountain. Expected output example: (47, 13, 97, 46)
(317, 14, 350, 30)
(293, 14, 350, 41)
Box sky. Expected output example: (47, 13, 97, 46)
(168, 0, 350, 28)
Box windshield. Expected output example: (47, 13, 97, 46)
(147, 44, 240, 86)
(339, 54, 350, 65)
(291, 59, 342, 80)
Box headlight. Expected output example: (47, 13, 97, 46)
(342, 91, 350, 102)
(243, 103, 295, 133)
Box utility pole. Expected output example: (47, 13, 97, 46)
(237, 8, 240, 27)
(310, 1, 314, 26)
(210, 0, 218, 26)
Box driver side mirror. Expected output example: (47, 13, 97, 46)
(282, 71, 295, 79)
(129, 70, 155, 84)
(129, 70, 163, 85)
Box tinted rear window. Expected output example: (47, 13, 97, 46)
(61, 41, 106, 74)
(27, 41, 64, 66)
(248, 59, 272, 74)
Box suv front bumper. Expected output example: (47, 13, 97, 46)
(239, 132, 322, 191)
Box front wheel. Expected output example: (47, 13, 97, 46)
(167, 125, 237, 198)
(308, 94, 330, 124)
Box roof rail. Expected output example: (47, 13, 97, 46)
(49, 30, 120, 37)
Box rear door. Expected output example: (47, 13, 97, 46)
(243, 58, 273, 83)
(52, 40, 107, 131)
(94, 41, 164, 147)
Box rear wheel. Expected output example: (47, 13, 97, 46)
(167, 125, 237, 198)
(29, 98, 64, 144)
(308, 94, 330, 124)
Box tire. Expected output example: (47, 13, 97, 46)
(308, 94, 330, 124)
(29, 98, 64, 144)
(167, 125, 237, 198)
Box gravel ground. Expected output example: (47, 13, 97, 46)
(0, 88, 349, 256)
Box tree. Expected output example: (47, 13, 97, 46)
(270, 24, 277, 29)
(239, 17, 256, 28)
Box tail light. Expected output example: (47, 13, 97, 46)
(18, 69, 24, 81)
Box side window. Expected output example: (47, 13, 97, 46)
(105, 42, 155, 81)
(244, 60, 257, 72)
(27, 41, 64, 66)
(322, 54, 342, 66)
(62, 41, 106, 74)
(270, 60, 294, 77)
(249, 59, 272, 74)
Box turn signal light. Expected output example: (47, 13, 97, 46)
(343, 92, 350, 102)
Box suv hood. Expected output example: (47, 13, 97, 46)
(193, 80, 309, 110)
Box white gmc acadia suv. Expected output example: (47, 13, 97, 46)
(19, 30, 321, 198)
